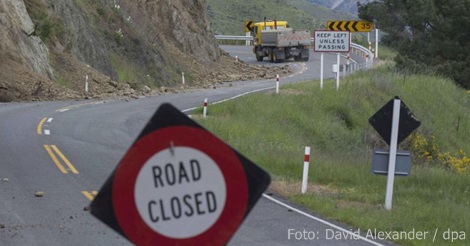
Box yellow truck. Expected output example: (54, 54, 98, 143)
(251, 19, 310, 62)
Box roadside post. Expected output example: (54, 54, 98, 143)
(301, 146, 311, 194)
(276, 74, 280, 94)
(369, 96, 421, 210)
(85, 75, 89, 93)
(203, 98, 208, 118)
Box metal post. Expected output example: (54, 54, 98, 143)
(320, 53, 324, 89)
(336, 53, 340, 90)
(385, 98, 401, 210)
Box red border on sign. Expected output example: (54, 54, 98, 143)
(112, 126, 249, 245)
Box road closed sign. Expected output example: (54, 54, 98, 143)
(90, 103, 270, 246)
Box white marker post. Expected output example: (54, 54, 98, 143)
(336, 53, 340, 90)
(375, 29, 379, 58)
(384, 98, 401, 210)
(182, 72, 185, 85)
(203, 98, 208, 118)
(275, 74, 280, 94)
(301, 146, 311, 194)
(320, 53, 324, 89)
(85, 75, 89, 92)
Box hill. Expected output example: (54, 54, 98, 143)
(206, 0, 356, 35)
(0, 0, 281, 102)
(305, 0, 375, 15)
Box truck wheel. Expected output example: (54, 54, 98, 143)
(256, 54, 263, 61)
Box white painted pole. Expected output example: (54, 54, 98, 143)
(85, 75, 89, 92)
(336, 53, 340, 91)
(203, 98, 208, 118)
(367, 32, 370, 43)
(182, 72, 185, 85)
(301, 146, 311, 194)
(375, 29, 379, 58)
(320, 53, 324, 89)
(246, 32, 250, 46)
(384, 98, 401, 210)
(276, 74, 280, 94)
(235, 55, 238, 62)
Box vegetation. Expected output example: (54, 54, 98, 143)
(195, 61, 470, 245)
(206, 0, 356, 35)
(24, 0, 64, 43)
(358, 0, 470, 89)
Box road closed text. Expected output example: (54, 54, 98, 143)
(147, 160, 218, 222)
(134, 146, 227, 238)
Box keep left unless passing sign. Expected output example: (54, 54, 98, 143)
(314, 31, 350, 53)
(90, 103, 270, 245)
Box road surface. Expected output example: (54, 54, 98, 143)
(0, 46, 391, 245)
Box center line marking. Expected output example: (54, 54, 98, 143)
(82, 191, 98, 201)
(43, 145, 79, 174)
(37, 118, 47, 135)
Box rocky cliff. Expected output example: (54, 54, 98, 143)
(0, 0, 282, 102)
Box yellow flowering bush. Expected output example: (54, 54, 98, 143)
(409, 133, 469, 173)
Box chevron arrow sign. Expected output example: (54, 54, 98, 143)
(327, 20, 374, 32)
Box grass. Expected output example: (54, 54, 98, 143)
(195, 64, 470, 245)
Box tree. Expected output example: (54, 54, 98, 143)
(358, 0, 470, 89)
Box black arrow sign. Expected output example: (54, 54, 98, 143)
(327, 20, 373, 32)
(245, 21, 254, 32)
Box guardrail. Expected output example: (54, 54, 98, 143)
(214, 35, 374, 72)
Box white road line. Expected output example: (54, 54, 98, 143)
(47, 118, 53, 123)
(181, 87, 275, 113)
(262, 194, 386, 246)
(44, 129, 50, 135)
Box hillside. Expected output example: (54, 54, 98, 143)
(305, 0, 375, 14)
(207, 0, 356, 35)
(0, 0, 283, 102)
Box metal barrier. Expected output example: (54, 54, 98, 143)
(214, 35, 374, 73)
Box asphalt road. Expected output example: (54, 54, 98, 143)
(0, 46, 391, 245)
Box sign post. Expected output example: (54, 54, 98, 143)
(369, 96, 421, 210)
(90, 103, 270, 245)
(314, 31, 350, 90)
(384, 98, 400, 210)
